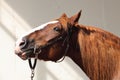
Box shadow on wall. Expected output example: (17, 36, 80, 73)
(36, 61, 58, 80)
(36, 58, 89, 80)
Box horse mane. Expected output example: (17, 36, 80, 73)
(75, 24, 120, 80)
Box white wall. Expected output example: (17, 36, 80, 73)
(5, 0, 120, 36)
(103, 0, 120, 36)
(0, 1, 31, 80)
(0, 26, 15, 80)
(0, 0, 120, 80)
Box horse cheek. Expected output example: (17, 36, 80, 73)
(48, 45, 63, 61)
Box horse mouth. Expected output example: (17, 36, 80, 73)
(15, 49, 33, 60)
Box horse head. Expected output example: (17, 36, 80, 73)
(15, 11, 82, 62)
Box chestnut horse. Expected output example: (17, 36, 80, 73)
(15, 11, 120, 80)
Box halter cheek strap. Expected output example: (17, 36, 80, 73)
(56, 23, 73, 63)
(55, 43, 69, 63)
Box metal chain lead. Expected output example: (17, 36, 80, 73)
(29, 46, 41, 80)
(31, 69, 35, 80)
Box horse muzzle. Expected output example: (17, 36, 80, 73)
(15, 37, 34, 60)
(15, 46, 28, 60)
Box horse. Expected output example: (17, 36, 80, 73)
(15, 11, 120, 80)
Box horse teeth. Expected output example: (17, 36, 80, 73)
(22, 52, 26, 56)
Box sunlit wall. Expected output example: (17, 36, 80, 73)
(0, 0, 31, 80)
(0, 1, 88, 80)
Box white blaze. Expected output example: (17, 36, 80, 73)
(29, 20, 59, 35)
(16, 20, 58, 47)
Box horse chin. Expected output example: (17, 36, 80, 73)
(20, 52, 28, 60)
(16, 50, 33, 60)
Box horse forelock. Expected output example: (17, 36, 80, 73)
(58, 16, 69, 29)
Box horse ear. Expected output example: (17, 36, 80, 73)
(60, 13, 67, 18)
(70, 10, 82, 24)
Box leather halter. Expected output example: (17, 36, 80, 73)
(38, 23, 74, 62)
(28, 46, 41, 80)
(28, 23, 74, 80)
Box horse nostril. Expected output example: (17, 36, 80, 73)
(19, 38, 27, 49)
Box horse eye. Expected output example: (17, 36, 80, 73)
(53, 27, 60, 32)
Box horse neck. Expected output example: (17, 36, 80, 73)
(66, 24, 120, 80)
(66, 25, 84, 69)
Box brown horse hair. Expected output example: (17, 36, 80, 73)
(66, 23, 120, 80)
